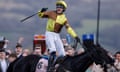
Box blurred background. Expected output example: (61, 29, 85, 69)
(0, 0, 120, 53)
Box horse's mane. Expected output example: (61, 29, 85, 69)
(56, 52, 94, 72)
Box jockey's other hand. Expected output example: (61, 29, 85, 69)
(75, 36, 81, 43)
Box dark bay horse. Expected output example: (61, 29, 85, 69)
(55, 44, 115, 72)
(13, 43, 114, 72)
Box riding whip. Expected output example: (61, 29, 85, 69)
(20, 8, 48, 22)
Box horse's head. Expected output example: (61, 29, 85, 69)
(94, 45, 114, 66)
(84, 43, 115, 72)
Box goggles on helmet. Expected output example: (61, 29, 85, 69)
(56, 4, 65, 9)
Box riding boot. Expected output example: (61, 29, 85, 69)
(47, 52, 56, 72)
(54, 56, 66, 65)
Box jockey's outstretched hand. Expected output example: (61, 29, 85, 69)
(39, 8, 48, 13)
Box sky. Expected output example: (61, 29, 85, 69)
(0, 0, 120, 53)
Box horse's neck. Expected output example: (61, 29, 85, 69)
(73, 52, 94, 72)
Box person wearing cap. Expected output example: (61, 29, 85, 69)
(8, 44, 23, 72)
(0, 49, 9, 72)
(15, 44, 23, 58)
(38, 0, 80, 71)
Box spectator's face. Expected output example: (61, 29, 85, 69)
(62, 39, 68, 46)
(0, 52, 6, 59)
(22, 49, 30, 57)
(115, 53, 120, 61)
(33, 49, 42, 56)
(8, 57, 16, 63)
(66, 49, 75, 56)
(15, 47, 22, 55)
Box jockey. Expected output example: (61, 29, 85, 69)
(38, 0, 80, 71)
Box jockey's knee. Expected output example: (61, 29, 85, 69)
(50, 51, 56, 56)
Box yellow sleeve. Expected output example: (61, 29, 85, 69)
(67, 27, 77, 38)
(38, 12, 44, 18)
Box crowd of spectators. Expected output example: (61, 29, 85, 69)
(0, 37, 120, 72)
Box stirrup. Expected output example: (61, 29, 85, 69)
(47, 52, 56, 72)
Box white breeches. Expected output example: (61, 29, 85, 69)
(45, 31, 65, 56)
